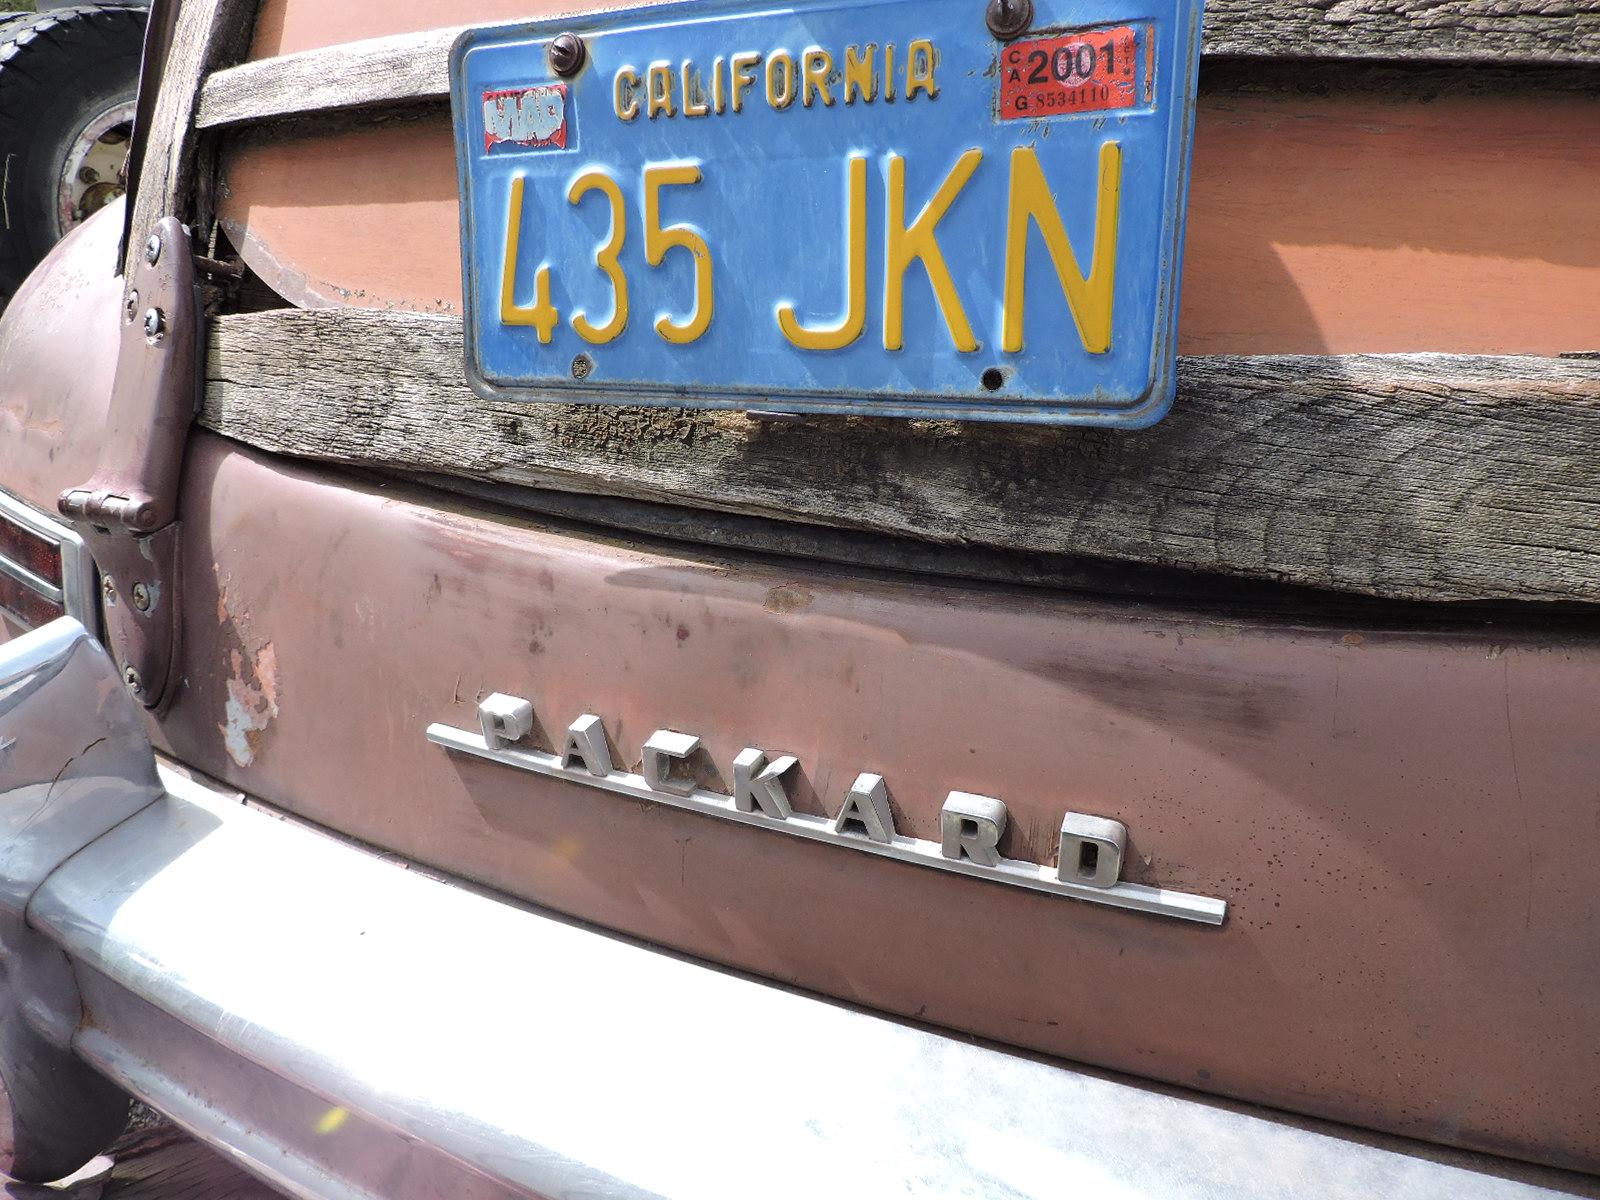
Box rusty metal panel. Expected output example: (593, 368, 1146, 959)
(0, 205, 125, 515)
(153, 434, 1600, 1175)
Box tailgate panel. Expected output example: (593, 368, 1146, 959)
(158, 435, 1600, 1173)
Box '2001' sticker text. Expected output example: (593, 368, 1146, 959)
(999, 25, 1145, 121)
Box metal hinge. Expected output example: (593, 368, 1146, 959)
(57, 218, 202, 708)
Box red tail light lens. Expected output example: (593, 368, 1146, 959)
(0, 572, 62, 629)
(0, 492, 90, 633)
(0, 514, 63, 588)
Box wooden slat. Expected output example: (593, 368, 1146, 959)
(202, 308, 1600, 605)
(103, 1121, 282, 1199)
(123, 0, 259, 275)
(195, 2, 1600, 130)
(197, 26, 455, 129)
(1203, 0, 1600, 61)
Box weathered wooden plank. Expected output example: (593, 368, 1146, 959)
(202, 308, 1600, 604)
(102, 1121, 280, 1200)
(196, 26, 454, 129)
(195, 2, 1600, 130)
(1203, 0, 1600, 61)
(123, 0, 259, 276)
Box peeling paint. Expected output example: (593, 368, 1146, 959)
(764, 584, 814, 615)
(215, 565, 279, 767)
(482, 84, 569, 152)
(222, 642, 279, 768)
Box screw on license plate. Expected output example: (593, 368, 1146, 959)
(986, 0, 1034, 39)
(549, 33, 586, 77)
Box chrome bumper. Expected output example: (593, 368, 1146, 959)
(0, 620, 1589, 1200)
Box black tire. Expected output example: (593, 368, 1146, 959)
(0, 4, 148, 303)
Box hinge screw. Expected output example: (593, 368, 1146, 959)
(123, 666, 142, 694)
(144, 234, 161, 265)
(549, 32, 586, 78)
(142, 307, 166, 341)
(102, 575, 117, 602)
(986, 0, 1034, 39)
(130, 582, 152, 612)
(124, 290, 139, 323)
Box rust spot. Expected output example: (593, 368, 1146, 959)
(1342, 633, 1366, 647)
(763, 583, 814, 615)
(216, 565, 279, 767)
(676, 624, 691, 643)
(222, 643, 279, 768)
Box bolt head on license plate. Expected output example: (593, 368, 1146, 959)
(451, 0, 1203, 426)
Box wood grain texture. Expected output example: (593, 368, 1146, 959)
(1203, 0, 1600, 61)
(202, 308, 1600, 604)
(197, 26, 456, 129)
(101, 1119, 280, 1199)
(197, 0, 1600, 129)
(123, 0, 257, 275)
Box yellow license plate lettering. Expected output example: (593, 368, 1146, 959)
(500, 142, 1122, 358)
(765, 51, 799, 110)
(499, 174, 559, 343)
(884, 148, 982, 353)
(643, 162, 715, 344)
(567, 167, 631, 344)
(842, 43, 878, 104)
(730, 52, 761, 112)
(778, 155, 868, 350)
(1002, 141, 1121, 355)
(681, 62, 711, 118)
(802, 48, 835, 108)
(646, 61, 676, 119)
(613, 66, 641, 122)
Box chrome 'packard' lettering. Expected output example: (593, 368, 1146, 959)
(834, 772, 896, 845)
(562, 714, 613, 777)
(733, 748, 798, 820)
(427, 693, 1226, 926)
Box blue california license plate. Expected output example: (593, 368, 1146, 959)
(451, 0, 1203, 426)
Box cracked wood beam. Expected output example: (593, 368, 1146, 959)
(123, 0, 259, 275)
(1203, 0, 1600, 61)
(202, 307, 1600, 605)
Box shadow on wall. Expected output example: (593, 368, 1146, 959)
(1179, 87, 1600, 355)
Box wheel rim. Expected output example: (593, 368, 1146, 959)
(54, 100, 136, 239)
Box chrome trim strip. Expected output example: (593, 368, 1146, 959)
(75, 1009, 379, 1200)
(427, 722, 1229, 925)
(0, 616, 89, 690)
(0, 554, 63, 605)
(0, 487, 97, 633)
(23, 764, 1579, 1200)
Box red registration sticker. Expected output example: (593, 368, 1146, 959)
(998, 25, 1140, 121)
